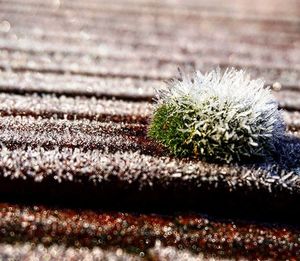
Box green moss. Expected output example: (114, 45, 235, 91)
(148, 99, 275, 163)
(148, 69, 285, 163)
(148, 103, 193, 157)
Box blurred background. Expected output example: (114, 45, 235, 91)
(0, 0, 299, 95)
(0, 0, 300, 260)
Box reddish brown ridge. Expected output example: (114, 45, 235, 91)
(0, 203, 300, 260)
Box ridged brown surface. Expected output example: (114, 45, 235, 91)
(0, 0, 300, 260)
(0, 203, 300, 260)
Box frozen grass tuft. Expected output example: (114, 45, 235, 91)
(148, 68, 285, 163)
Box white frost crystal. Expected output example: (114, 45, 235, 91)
(148, 68, 285, 163)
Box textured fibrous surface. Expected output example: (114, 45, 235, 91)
(0, 93, 151, 123)
(0, 0, 300, 260)
(0, 146, 299, 195)
(0, 70, 160, 99)
(0, 203, 299, 260)
(0, 116, 159, 154)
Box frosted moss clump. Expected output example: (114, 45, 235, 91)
(148, 68, 285, 163)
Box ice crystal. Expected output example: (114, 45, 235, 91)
(148, 68, 285, 163)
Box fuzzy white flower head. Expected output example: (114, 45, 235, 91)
(149, 68, 285, 163)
